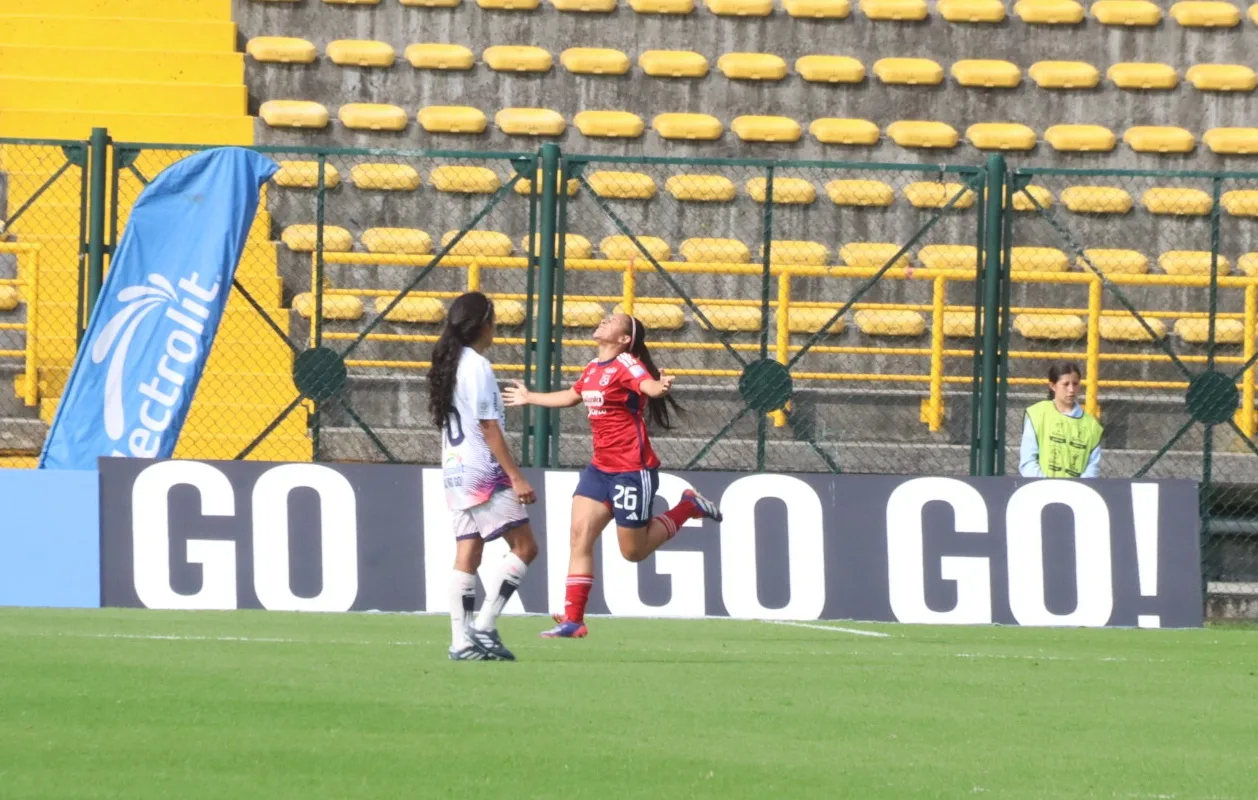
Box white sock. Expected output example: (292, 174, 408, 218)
(473, 553, 528, 632)
(449, 569, 476, 650)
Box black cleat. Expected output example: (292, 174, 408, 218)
(468, 627, 517, 661)
(448, 645, 487, 661)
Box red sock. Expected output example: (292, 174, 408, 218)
(564, 575, 594, 623)
(653, 498, 699, 540)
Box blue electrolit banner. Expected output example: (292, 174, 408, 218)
(40, 148, 277, 469)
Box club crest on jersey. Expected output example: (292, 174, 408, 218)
(599, 372, 613, 386)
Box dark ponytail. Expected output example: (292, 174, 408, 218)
(627, 316, 681, 430)
(429, 292, 494, 428)
(1046, 360, 1082, 400)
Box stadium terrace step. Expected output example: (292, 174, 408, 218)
(0, 77, 247, 116)
(0, 109, 253, 145)
(0, 0, 232, 20)
(0, 46, 243, 84)
(0, 15, 236, 51)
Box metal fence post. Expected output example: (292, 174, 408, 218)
(84, 127, 110, 326)
(532, 143, 561, 468)
(978, 154, 1006, 476)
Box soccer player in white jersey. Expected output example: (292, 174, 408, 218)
(427, 292, 538, 661)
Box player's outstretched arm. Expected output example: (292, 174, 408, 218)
(639, 372, 675, 399)
(503, 380, 582, 408)
(479, 420, 536, 504)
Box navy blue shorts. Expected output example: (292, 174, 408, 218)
(574, 464, 658, 529)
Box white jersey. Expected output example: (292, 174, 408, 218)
(441, 347, 510, 511)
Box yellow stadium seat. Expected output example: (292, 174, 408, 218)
(561, 48, 631, 75)
(615, 303, 685, 330)
(430, 166, 501, 193)
(766, 241, 830, 266)
(1239, 253, 1258, 276)
(1159, 251, 1232, 276)
(652, 113, 723, 140)
(520, 235, 595, 259)
(1251, 2, 1258, 25)
(350, 164, 421, 191)
(293, 293, 365, 321)
(418, 106, 488, 134)
(552, 0, 618, 9)
(283, 225, 353, 253)
(639, 50, 709, 78)
(630, 0, 695, 12)
(873, 58, 944, 85)
(1012, 185, 1055, 211)
(966, 123, 1036, 151)
(841, 242, 911, 269)
(938, 0, 1005, 21)
(601, 235, 672, 261)
(810, 118, 880, 145)
(1124, 126, 1196, 154)
(561, 302, 606, 328)
(587, 171, 658, 199)
(1010, 247, 1069, 272)
(1061, 186, 1133, 214)
(1014, 314, 1085, 340)
(1079, 249, 1149, 274)
(442, 230, 514, 257)
(573, 111, 645, 138)
(795, 56, 866, 84)
(706, 0, 774, 14)
(490, 300, 527, 326)
(825, 179, 894, 207)
(718, 53, 789, 81)
(786, 308, 848, 335)
(326, 40, 396, 68)
(1100, 316, 1167, 342)
(401, 0, 462, 5)
(731, 116, 803, 143)
(695, 305, 762, 332)
(783, 0, 851, 17)
(1108, 63, 1178, 90)
(1028, 61, 1100, 89)
(339, 104, 408, 131)
(477, 0, 541, 8)
(746, 177, 817, 204)
(513, 171, 579, 196)
(1186, 64, 1256, 92)
(1090, 0, 1162, 25)
(1205, 128, 1258, 154)
(1014, 0, 1085, 23)
(324, 0, 381, 4)
(1170, 1, 1241, 26)
(483, 45, 553, 73)
(1222, 189, 1258, 215)
(375, 296, 446, 324)
(951, 60, 1021, 88)
(361, 228, 433, 254)
(275, 161, 341, 189)
(1044, 124, 1116, 152)
(260, 100, 329, 129)
(246, 37, 317, 64)
(854, 309, 926, 336)
(666, 175, 738, 202)
(1142, 188, 1213, 216)
(942, 311, 978, 338)
(0, 285, 20, 311)
(917, 244, 978, 269)
(1176, 318, 1245, 344)
(903, 182, 977, 209)
(405, 44, 476, 70)
(886, 121, 959, 149)
(495, 108, 566, 136)
(860, 0, 929, 20)
(680, 238, 751, 262)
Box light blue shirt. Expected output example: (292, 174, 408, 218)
(1019, 403, 1102, 478)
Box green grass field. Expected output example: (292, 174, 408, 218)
(2, 609, 1254, 799)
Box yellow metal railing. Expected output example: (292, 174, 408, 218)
(315, 252, 1258, 437)
(0, 243, 40, 407)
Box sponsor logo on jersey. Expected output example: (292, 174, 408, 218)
(582, 390, 605, 407)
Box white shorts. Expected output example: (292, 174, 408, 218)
(451, 488, 530, 542)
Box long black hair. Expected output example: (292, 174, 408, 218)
(429, 291, 494, 428)
(625, 315, 681, 430)
(1046, 360, 1082, 400)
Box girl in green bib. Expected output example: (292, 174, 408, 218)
(1019, 361, 1103, 478)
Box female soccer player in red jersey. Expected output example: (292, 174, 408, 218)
(503, 312, 722, 638)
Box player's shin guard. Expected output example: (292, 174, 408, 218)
(449, 569, 476, 651)
(474, 553, 527, 632)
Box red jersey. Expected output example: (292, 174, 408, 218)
(572, 353, 660, 472)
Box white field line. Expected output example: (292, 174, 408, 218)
(764, 620, 891, 638)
